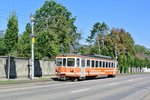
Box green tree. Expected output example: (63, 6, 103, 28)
(33, 0, 80, 58)
(78, 45, 91, 54)
(134, 57, 140, 68)
(87, 22, 109, 54)
(118, 53, 128, 73)
(135, 45, 146, 53)
(35, 31, 59, 58)
(4, 11, 18, 55)
(108, 28, 135, 56)
(18, 23, 31, 57)
(126, 53, 134, 73)
(0, 38, 6, 55)
(148, 61, 150, 68)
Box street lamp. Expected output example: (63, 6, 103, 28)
(30, 15, 35, 79)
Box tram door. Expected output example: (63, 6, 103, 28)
(81, 59, 85, 78)
(113, 62, 117, 75)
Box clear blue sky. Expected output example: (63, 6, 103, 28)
(0, 0, 150, 48)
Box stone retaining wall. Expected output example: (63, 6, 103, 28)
(0, 56, 55, 79)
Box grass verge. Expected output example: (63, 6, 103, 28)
(0, 80, 19, 85)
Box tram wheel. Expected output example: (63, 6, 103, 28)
(108, 74, 116, 78)
(71, 77, 78, 82)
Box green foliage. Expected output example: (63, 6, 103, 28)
(86, 23, 150, 73)
(86, 22, 109, 54)
(134, 45, 150, 68)
(118, 53, 128, 73)
(1, 1, 149, 70)
(101, 46, 110, 56)
(104, 28, 137, 73)
(0, 38, 7, 55)
(4, 11, 18, 54)
(17, 23, 31, 57)
(126, 53, 134, 67)
(108, 28, 135, 56)
(78, 45, 91, 54)
(32, 0, 80, 58)
(135, 44, 150, 57)
(135, 45, 147, 53)
(16, 0, 80, 59)
(35, 31, 59, 58)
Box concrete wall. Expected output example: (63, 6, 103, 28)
(0, 56, 56, 78)
(142, 67, 150, 72)
(128, 67, 142, 73)
(0, 57, 6, 78)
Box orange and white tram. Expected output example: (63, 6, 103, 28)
(55, 54, 118, 81)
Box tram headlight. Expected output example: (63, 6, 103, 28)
(70, 69, 74, 72)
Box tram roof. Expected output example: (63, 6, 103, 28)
(57, 53, 112, 60)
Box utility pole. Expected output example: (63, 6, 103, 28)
(30, 15, 35, 79)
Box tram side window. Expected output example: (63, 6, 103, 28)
(99, 61, 102, 68)
(96, 61, 98, 67)
(109, 62, 111, 68)
(63, 58, 66, 66)
(56, 58, 62, 66)
(103, 62, 105, 68)
(76, 58, 80, 67)
(67, 58, 75, 67)
(81, 60, 85, 67)
(111, 62, 114, 68)
(91, 60, 95, 67)
(106, 62, 108, 68)
(87, 60, 90, 67)
(113, 62, 116, 68)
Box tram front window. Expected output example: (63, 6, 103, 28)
(67, 58, 75, 67)
(56, 58, 62, 66)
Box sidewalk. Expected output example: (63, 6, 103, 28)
(0, 75, 57, 85)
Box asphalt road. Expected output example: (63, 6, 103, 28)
(0, 74, 150, 100)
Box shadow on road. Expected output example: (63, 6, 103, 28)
(51, 75, 109, 82)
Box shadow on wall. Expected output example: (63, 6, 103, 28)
(34, 59, 42, 77)
(5, 56, 17, 79)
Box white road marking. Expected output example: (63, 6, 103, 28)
(108, 82, 119, 86)
(128, 77, 143, 82)
(138, 77, 143, 80)
(66, 82, 74, 84)
(71, 88, 90, 93)
(0, 76, 147, 93)
(128, 79, 134, 82)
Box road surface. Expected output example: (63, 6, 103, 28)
(0, 74, 150, 100)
